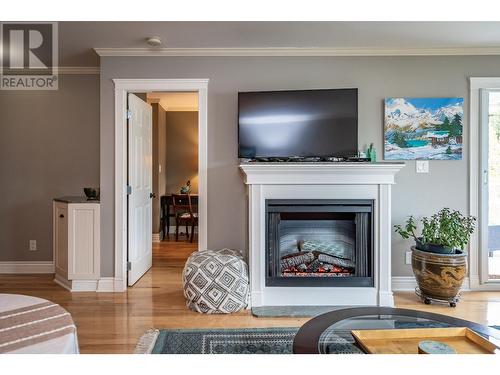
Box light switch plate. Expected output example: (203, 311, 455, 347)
(29, 240, 37, 251)
(416, 160, 429, 173)
(405, 251, 412, 265)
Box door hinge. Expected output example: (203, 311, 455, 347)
(127, 261, 131, 271)
(126, 110, 132, 120)
(126, 185, 132, 195)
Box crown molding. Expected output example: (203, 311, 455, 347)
(0, 67, 99, 75)
(94, 46, 500, 57)
(58, 67, 100, 75)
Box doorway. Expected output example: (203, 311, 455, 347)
(470, 77, 500, 290)
(113, 79, 208, 292)
(480, 89, 500, 284)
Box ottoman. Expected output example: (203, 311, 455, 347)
(182, 248, 249, 313)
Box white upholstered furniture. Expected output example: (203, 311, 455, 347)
(0, 294, 79, 354)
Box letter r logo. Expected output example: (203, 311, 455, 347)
(1, 23, 55, 73)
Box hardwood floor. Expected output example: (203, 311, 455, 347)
(1, 237, 500, 354)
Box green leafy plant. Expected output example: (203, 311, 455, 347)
(394, 208, 476, 250)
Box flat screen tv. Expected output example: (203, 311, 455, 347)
(238, 88, 358, 158)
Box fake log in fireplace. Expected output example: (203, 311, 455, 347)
(266, 200, 374, 287)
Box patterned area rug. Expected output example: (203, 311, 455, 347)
(135, 327, 362, 354)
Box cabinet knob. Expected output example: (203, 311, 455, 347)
(59, 214, 64, 218)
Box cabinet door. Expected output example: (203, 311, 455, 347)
(54, 203, 68, 278)
(68, 204, 100, 279)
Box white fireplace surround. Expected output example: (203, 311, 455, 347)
(240, 162, 405, 308)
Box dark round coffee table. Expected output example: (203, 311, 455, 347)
(293, 307, 500, 354)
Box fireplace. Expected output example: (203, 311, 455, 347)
(266, 200, 373, 287)
(240, 162, 404, 307)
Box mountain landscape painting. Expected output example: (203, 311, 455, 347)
(384, 97, 464, 160)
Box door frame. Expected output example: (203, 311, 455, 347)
(113, 78, 209, 292)
(469, 77, 500, 290)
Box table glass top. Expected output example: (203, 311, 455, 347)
(317, 314, 499, 354)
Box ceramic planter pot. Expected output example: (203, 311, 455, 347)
(415, 238, 454, 254)
(411, 246, 467, 300)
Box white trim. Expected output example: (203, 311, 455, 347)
(53, 274, 99, 292)
(57, 67, 99, 75)
(163, 106, 199, 112)
(53, 274, 71, 290)
(0, 261, 54, 274)
(53, 274, 118, 292)
(96, 277, 115, 292)
(94, 47, 500, 57)
(469, 77, 500, 291)
(113, 78, 209, 292)
(392, 276, 470, 292)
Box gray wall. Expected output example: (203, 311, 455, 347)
(100, 56, 500, 278)
(0, 75, 100, 262)
(165, 111, 199, 196)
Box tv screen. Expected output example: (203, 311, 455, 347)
(238, 88, 358, 158)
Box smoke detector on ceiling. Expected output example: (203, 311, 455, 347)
(146, 36, 162, 47)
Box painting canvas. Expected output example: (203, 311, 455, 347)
(384, 97, 464, 160)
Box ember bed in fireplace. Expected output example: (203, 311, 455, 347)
(266, 199, 373, 287)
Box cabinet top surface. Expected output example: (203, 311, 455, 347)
(54, 196, 100, 204)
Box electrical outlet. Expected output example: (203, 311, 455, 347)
(416, 160, 429, 173)
(405, 251, 412, 265)
(29, 240, 37, 251)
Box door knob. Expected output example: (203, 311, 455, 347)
(150, 193, 156, 199)
(59, 214, 64, 218)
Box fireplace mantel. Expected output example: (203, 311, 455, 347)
(240, 162, 405, 185)
(240, 162, 405, 308)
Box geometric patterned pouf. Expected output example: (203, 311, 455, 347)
(182, 248, 249, 314)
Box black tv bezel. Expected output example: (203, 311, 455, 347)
(237, 88, 359, 159)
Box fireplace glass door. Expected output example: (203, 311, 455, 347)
(266, 200, 373, 287)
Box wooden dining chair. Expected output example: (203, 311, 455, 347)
(172, 194, 198, 242)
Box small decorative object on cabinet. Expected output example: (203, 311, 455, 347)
(83, 187, 100, 200)
(53, 197, 100, 291)
(180, 180, 191, 194)
(394, 208, 476, 307)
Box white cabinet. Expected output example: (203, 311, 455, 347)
(53, 198, 100, 291)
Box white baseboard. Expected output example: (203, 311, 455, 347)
(97, 277, 116, 292)
(392, 276, 470, 292)
(53, 274, 72, 291)
(54, 274, 116, 292)
(0, 261, 54, 274)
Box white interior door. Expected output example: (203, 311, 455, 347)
(128, 93, 153, 286)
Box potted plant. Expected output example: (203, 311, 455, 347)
(394, 208, 476, 306)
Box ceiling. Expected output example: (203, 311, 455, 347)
(147, 92, 199, 111)
(58, 21, 500, 66)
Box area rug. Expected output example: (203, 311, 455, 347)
(134, 327, 362, 354)
(135, 325, 500, 354)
